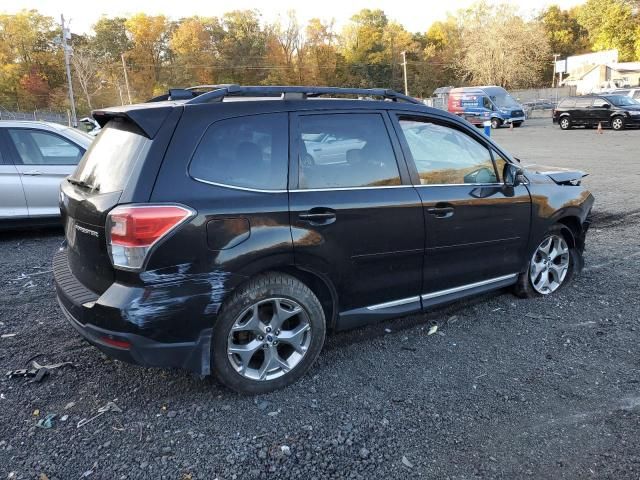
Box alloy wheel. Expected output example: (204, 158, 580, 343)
(612, 117, 624, 130)
(560, 118, 569, 129)
(227, 298, 312, 381)
(529, 234, 570, 294)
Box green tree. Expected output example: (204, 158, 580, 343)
(577, 0, 639, 61)
(218, 10, 269, 85)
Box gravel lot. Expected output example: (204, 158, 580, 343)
(1, 118, 639, 479)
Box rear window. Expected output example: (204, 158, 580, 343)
(189, 113, 288, 191)
(71, 121, 150, 194)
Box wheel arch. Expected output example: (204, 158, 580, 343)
(222, 263, 338, 331)
(269, 266, 338, 331)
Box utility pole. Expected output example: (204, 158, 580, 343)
(60, 15, 77, 127)
(552, 53, 560, 88)
(121, 54, 132, 104)
(401, 51, 409, 96)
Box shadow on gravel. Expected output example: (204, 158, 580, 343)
(0, 225, 63, 242)
(589, 208, 640, 228)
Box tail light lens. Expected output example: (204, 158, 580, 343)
(106, 204, 194, 270)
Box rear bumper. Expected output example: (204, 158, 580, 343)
(53, 249, 213, 375)
(57, 295, 212, 373)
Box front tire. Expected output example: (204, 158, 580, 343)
(559, 117, 571, 130)
(211, 273, 326, 394)
(514, 225, 580, 298)
(491, 118, 501, 129)
(611, 116, 625, 131)
(513, 122, 523, 128)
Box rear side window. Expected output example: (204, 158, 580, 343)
(558, 98, 576, 108)
(190, 113, 288, 190)
(296, 113, 400, 189)
(8, 129, 83, 165)
(71, 121, 150, 193)
(575, 98, 592, 108)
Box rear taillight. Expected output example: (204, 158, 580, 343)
(106, 204, 194, 270)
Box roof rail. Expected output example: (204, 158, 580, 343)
(171, 85, 422, 105)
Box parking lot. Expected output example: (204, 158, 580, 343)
(1, 117, 639, 479)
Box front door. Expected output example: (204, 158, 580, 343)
(289, 111, 425, 325)
(392, 114, 531, 300)
(589, 97, 612, 126)
(5, 128, 83, 217)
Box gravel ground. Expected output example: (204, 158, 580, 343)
(1, 118, 639, 479)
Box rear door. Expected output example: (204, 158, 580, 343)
(5, 128, 84, 217)
(572, 97, 592, 125)
(391, 113, 531, 300)
(289, 111, 425, 324)
(0, 130, 28, 219)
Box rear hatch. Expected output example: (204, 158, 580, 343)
(60, 120, 152, 293)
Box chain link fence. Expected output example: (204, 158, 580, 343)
(0, 106, 68, 125)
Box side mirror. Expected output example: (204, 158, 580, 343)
(503, 163, 525, 187)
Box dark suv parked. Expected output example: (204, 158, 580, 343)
(54, 85, 594, 393)
(553, 94, 640, 130)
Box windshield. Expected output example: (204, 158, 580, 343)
(490, 93, 520, 109)
(70, 121, 150, 193)
(605, 95, 639, 106)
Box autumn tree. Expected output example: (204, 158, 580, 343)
(125, 13, 171, 98)
(170, 16, 222, 85)
(0, 10, 64, 109)
(303, 18, 344, 86)
(459, 2, 551, 88)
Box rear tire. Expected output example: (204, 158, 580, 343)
(611, 116, 625, 131)
(559, 117, 571, 130)
(513, 224, 580, 298)
(211, 272, 325, 394)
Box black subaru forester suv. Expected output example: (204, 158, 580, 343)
(54, 85, 594, 394)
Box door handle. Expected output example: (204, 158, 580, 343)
(23, 170, 43, 176)
(427, 206, 455, 219)
(299, 208, 336, 225)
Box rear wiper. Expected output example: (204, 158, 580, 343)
(67, 177, 99, 191)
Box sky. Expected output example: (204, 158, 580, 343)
(7, 0, 587, 34)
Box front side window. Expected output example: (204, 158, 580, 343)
(398, 118, 499, 185)
(591, 98, 609, 108)
(190, 113, 288, 190)
(296, 113, 400, 189)
(8, 129, 83, 165)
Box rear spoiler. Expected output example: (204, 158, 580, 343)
(92, 104, 175, 138)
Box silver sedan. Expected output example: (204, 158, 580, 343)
(0, 120, 93, 226)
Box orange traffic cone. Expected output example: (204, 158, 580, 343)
(597, 122, 603, 134)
